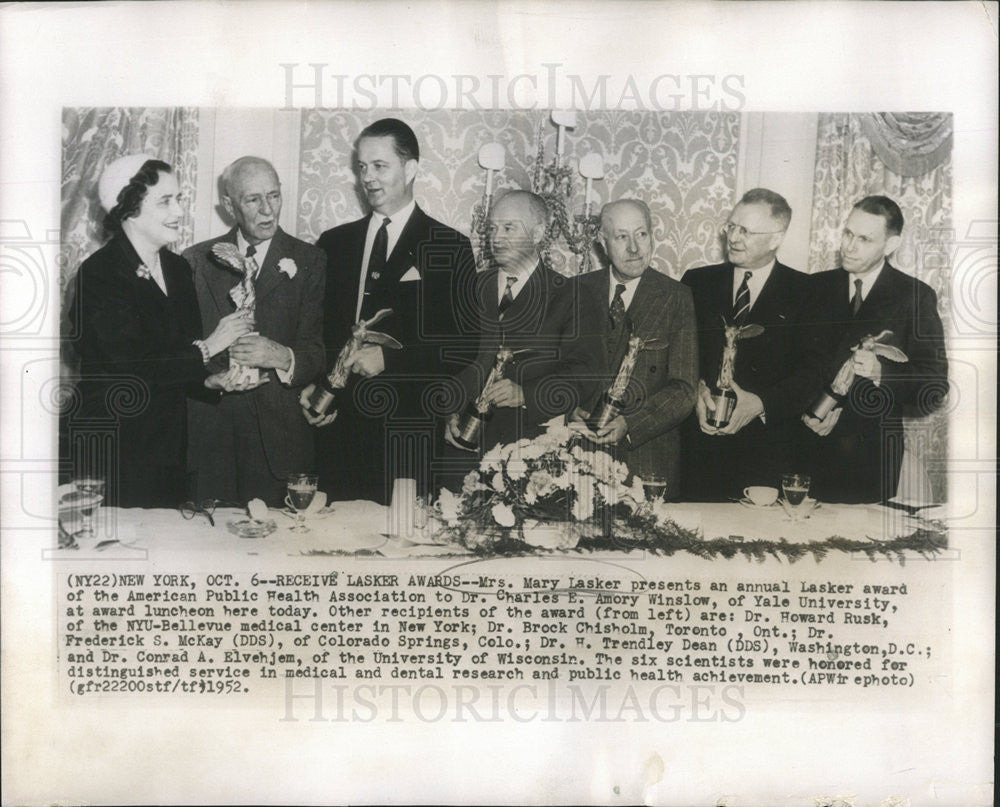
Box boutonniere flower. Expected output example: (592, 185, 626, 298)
(135, 264, 152, 281)
(278, 258, 298, 279)
(211, 243, 246, 274)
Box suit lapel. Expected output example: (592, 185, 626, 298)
(715, 263, 735, 322)
(749, 262, 789, 325)
(254, 228, 288, 301)
(627, 269, 664, 338)
(383, 206, 426, 283)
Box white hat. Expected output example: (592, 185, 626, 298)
(98, 153, 156, 212)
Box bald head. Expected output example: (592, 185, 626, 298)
(600, 199, 652, 236)
(221, 157, 282, 244)
(599, 198, 654, 281)
(488, 190, 549, 274)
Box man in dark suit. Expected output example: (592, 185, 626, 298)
(185, 156, 326, 505)
(304, 118, 476, 503)
(681, 188, 827, 501)
(801, 195, 948, 503)
(568, 199, 697, 500)
(444, 190, 603, 458)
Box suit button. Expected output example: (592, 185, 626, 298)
(649, 366, 656, 373)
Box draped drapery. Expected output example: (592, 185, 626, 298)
(297, 109, 740, 278)
(809, 112, 952, 502)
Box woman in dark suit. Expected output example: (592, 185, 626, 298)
(70, 155, 254, 507)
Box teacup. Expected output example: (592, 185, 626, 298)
(743, 486, 778, 506)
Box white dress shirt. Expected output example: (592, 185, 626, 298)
(849, 260, 885, 304)
(731, 259, 775, 309)
(608, 269, 642, 310)
(497, 264, 538, 304)
(355, 198, 417, 321)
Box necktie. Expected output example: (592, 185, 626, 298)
(245, 243, 259, 280)
(366, 217, 391, 290)
(609, 283, 627, 331)
(733, 271, 752, 325)
(497, 274, 516, 319)
(240, 244, 258, 314)
(852, 278, 863, 315)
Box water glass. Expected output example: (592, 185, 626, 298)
(286, 474, 318, 532)
(781, 474, 811, 519)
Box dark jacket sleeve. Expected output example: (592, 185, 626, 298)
(288, 245, 327, 386)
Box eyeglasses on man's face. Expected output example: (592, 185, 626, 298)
(722, 222, 784, 239)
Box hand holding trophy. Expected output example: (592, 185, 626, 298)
(212, 242, 260, 385)
(705, 319, 764, 428)
(303, 308, 403, 420)
(452, 347, 529, 450)
(586, 334, 656, 433)
(807, 329, 908, 420)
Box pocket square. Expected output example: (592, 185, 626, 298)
(399, 266, 421, 282)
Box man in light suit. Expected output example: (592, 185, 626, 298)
(444, 190, 604, 458)
(568, 199, 698, 500)
(185, 156, 326, 505)
(801, 195, 948, 503)
(681, 188, 827, 501)
(304, 118, 476, 503)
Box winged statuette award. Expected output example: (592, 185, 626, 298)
(304, 308, 403, 419)
(586, 334, 658, 432)
(706, 320, 764, 428)
(454, 347, 529, 449)
(807, 329, 909, 420)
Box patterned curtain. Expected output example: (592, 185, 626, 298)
(297, 110, 739, 278)
(809, 112, 952, 502)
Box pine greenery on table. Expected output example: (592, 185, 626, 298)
(426, 421, 947, 564)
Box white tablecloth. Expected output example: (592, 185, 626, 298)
(54, 500, 942, 558)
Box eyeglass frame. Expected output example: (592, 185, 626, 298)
(179, 499, 236, 527)
(722, 221, 785, 239)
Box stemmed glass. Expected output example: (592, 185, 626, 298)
(781, 474, 812, 520)
(642, 475, 667, 503)
(74, 476, 105, 538)
(286, 474, 318, 533)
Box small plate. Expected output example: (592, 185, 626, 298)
(278, 506, 336, 520)
(227, 518, 277, 539)
(739, 498, 779, 510)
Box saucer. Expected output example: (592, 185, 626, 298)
(739, 498, 779, 510)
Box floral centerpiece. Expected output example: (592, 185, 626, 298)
(431, 419, 665, 553)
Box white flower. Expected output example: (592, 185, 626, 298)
(461, 471, 484, 496)
(278, 258, 298, 279)
(506, 460, 528, 480)
(492, 502, 516, 527)
(437, 488, 461, 526)
(491, 472, 505, 493)
(135, 264, 152, 281)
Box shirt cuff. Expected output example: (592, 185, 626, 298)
(275, 348, 296, 385)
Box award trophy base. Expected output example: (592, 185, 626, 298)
(586, 393, 624, 433)
(305, 379, 340, 419)
(807, 387, 842, 420)
(455, 401, 491, 450)
(706, 387, 737, 428)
